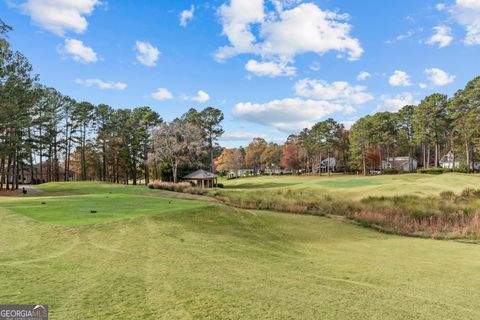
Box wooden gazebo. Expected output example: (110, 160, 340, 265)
(183, 170, 218, 189)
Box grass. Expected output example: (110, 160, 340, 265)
(222, 173, 480, 200)
(0, 193, 209, 225)
(215, 174, 480, 238)
(2, 182, 480, 318)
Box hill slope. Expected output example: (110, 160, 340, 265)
(1, 182, 480, 319)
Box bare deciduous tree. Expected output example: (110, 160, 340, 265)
(152, 120, 204, 183)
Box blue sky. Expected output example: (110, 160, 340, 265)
(2, 0, 480, 147)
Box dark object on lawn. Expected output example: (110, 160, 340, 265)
(41, 202, 46, 205)
(169, 201, 171, 204)
(22, 187, 27, 195)
(90, 210, 97, 214)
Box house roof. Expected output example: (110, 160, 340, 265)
(383, 156, 416, 161)
(183, 169, 218, 180)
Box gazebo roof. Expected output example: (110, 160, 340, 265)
(183, 169, 218, 180)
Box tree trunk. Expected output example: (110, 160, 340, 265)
(426, 144, 430, 168)
(6, 154, 12, 190)
(12, 149, 17, 190)
(0, 156, 5, 190)
(362, 146, 367, 176)
(466, 140, 471, 171)
(319, 152, 323, 176)
(102, 140, 107, 182)
(173, 161, 178, 183)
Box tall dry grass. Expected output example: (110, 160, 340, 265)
(147, 181, 480, 239)
(209, 188, 480, 239)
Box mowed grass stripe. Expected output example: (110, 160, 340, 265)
(1, 193, 211, 225)
(222, 173, 480, 200)
(1, 203, 480, 319)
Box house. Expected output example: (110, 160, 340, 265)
(183, 169, 218, 188)
(440, 151, 480, 170)
(381, 156, 418, 172)
(313, 157, 336, 173)
(439, 151, 458, 169)
(227, 168, 255, 178)
(264, 168, 282, 175)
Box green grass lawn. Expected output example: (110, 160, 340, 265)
(1, 182, 480, 319)
(222, 173, 480, 200)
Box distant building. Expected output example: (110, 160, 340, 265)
(381, 156, 418, 172)
(227, 168, 255, 178)
(439, 151, 458, 169)
(440, 151, 480, 169)
(183, 169, 218, 188)
(313, 157, 336, 173)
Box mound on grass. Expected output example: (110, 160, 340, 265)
(1, 182, 480, 319)
(222, 173, 480, 200)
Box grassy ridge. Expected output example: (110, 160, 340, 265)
(1, 182, 480, 319)
(221, 173, 480, 200)
(212, 173, 480, 239)
(1, 193, 210, 225)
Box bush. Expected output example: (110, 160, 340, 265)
(439, 190, 455, 200)
(460, 188, 480, 198)
(382, 168, 399, 175)
(147, 181, 195, 193)
(417, 168, 451, 174)
(215, 183, 224, 188)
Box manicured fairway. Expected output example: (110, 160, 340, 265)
(0, 194, 209, 224)
(1, 182, 480, 319)
(222, 173, 480, 199)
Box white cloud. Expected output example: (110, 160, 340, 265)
(426, 25, 453, 48)
(388, 70, 411, 87)
(75, 78, 127, 90)
(294, 78, 373, 105)
(150, 88, 173, 101)
(135, 41, 160, 67)
(357, 71, 371, 81)
(62, 38, 97, 63)
(377, 93, 416, 112)
(341, 120, 357, 130)
(245, 59, 296, 77)
(436, 3, 447, 11)
(180, 5, 195, 27)
(451, 0, 480, 45)
(189, 90, 210, 103)
(386, 29, 416, 44)
(220, 131, 266, 141)
(233, 98, 352, 132)
(419, 83, 428, 89)
(216, 1, 363, 76)
(424, 67, 455, 86)
(18, 0, 99, 36)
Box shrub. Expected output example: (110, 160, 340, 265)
(439, 190, 455, 200)
(147, 181, 194, 193)
(416, 168, 451, 174)
(460, 188, 480, 198)
(215, 183, 224, 188)
(382, 168, 399, 175)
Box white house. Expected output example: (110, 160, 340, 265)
(227, 168, 255, 178)
(313, 157, 336, 173)
(381, 156, 418, 172)
(440, 151, 480, 169)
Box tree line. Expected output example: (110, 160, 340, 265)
(216, 76, 480, 176)
(0, 21, 224, 190)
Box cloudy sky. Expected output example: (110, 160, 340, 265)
(2, 0, 480, 146)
